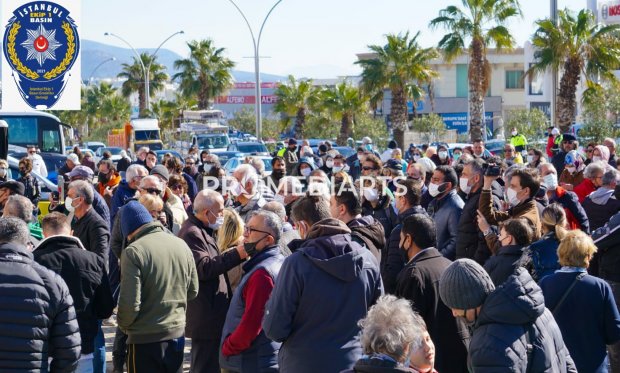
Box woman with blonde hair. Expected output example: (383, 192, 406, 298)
(540, 230, 620, 373)
(138, 193, 166, 227)
(216, 208, 245, 291)
(526, 203, 567, 282)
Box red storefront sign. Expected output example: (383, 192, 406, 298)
(214, 95, 278, 104)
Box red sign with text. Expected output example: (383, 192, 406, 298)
(215, 95, 279, 104)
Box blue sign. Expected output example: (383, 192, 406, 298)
(441, 112, 493, 134)
(3, 1, 80, 109)
(406, 100, 424, 114)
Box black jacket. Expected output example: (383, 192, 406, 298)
(456, 188, 501, 265)
(592, 212, 620, 282)
(483, 244, 527, 286)
(582, 191, 620, 231)
(395, 248, 468, 373)
(348, 215, 385, 263)
(34, 235, 115, 354)
(362, 195, 399, 243)
(72, 208, 111, 271)
(382, 205, 428, 294)
(0, 242, 81, 371)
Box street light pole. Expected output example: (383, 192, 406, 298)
(227, 0, 283, 140)
(145, 31, 184, 112)
(550, 0, 558, 127)
(88, 57, 116, 86)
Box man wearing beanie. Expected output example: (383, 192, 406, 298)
(439, 259, 576, 372)
(117, 201, 198, 372)
(283, 138, 299, 176)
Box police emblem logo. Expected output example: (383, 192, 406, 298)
(2, 1, 79, 109)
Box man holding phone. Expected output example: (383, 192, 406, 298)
(427, 166, 464, 260)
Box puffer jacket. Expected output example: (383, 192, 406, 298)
(483, 244, 527, 286)
(527, 232, 561, 282)
(428, 190, 464, 260)
(0, 242, 81, 371)
(583, 188, 620, 231)
(470, 268, 577, 372)
(348, 215, 385, 263)
(263, 218, 383, 373)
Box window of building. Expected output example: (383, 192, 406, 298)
(456, 64, 468, 97)
(528, 63, 543, 95)
(506, 70, 524, 89)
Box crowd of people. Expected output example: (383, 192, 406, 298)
(2, 128, 620, 372)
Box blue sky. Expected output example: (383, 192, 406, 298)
(81, 0, 588, 78)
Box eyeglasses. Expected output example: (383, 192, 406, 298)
(244, 226, 272, 236)
(362, 166, 376, 171)
(171, 184, 184, 191)
(142, 187, 162, 195)
(186, 161, 195, 165)
(587, 149, 594, 153)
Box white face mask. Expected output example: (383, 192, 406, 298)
(459, 177, 472, 195)
(413, 155, 421, 161)
(274, 194, 285, 204)
(357, 154, 363, 161)
(428, 182, 443, 197)
(332, 165, 343, 172)
(511, 130, 518, 136)
(363, 188, 379, 202)
(209, 216, 224, 230)
(438, 151, 448, 160)
(230, 181, 247, 197)
(203, 164, 213, 173)
(527, 155, 534, 164)
(300, 168, 311, 177)
(543, 174, 558, 190)
(325, 160, 334, 168)
(593, 156, 603, 163)
(0, 167, 6, 177)
(506, 187, 521, 207)
(65, 197, 77, 213)
(565, 165, 576, 174)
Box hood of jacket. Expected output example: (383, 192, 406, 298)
(589, 187, 615, 205)
(0, 241, 32, 260)
(36, 235, 86, 252)
(349, 354, 415, 373)
(348, 215, 385, 248)
(300, 218, 368, 282)
(477, 267, 544, 327)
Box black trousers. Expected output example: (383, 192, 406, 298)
(112, 327, 128, 371)
(190, 339, 220, 373)
(126, 338, 185, 373)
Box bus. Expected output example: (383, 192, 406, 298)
(0, 111, 69, 155)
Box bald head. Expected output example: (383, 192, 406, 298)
(194, 189, 224, 213)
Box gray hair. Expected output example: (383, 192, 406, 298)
(248, 158, 265, 176)
(358, 295, 427, 362)
(263, 201, 286, 221)
(126, 164, 148, 182)
(602, 168, 619, 187)
(235, 164, 258, 186)
(3, 195, 34, 222)
(464, 158, 485, 178)
(248, 210, 282, 242)
(503, 163, 526, 184)
(139, 175, 163, 191)
(0, 216, 30, 246)
(68, 180, 94, 205)
(194, 189, 223, 213)
(538, 162, 557, 176)
(584, 161, 606, 179)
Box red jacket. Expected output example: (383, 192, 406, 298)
(574, 178, 597, 204)
(546, 136, 555, 158)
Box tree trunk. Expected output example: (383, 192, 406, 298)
(337, 113, 352, 145)
(295, 107, 306, 139)
(556, 57, 582, 133)
(138, 88, 146, 117)
(391, 87, 408, 149)
(468, 38, 490, 142)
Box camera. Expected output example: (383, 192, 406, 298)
(485, 164, 501, 177)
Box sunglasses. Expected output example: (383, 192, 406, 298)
(143, 188, 162, 195)
(362, 166, 376, 171)
(171, 184, 184, 190)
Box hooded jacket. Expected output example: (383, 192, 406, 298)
(362, 194, 399, 243)
(263, 218, 383, 373)
(0, 242, 81, 371)
(34, 235, 115, 355)
(483, 244, 527, 286)
(583, 188, 620, 231)
(110, 179, 137, 223)
(527, 232, 561, 282)
(348, 215, 386, 263)
(470, 268, 577, 372)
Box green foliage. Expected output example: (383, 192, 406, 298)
(262, 116, 286, 141)
(173, 39, 235, 109)
(117, 53, 168, 115)
(580, 85, 620, 143)
(352, 114, 389, 149)
(410, 114, 447, 143)
(302, 115, 340, 140)
(228, 107, 257, 134)
(504, 108, 548, 140)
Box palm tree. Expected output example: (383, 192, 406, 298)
(173, 39, 235, 110)
(273, 75, 322, 139)
(527, 9, 620, 132)
(430, 0, 522, 141)
(356, 32, 438, 148)
(117, 53, 168, 116)
(322, 82, 368, 145)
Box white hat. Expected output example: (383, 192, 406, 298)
(67, 153, 80, 165)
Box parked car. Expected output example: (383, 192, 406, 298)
(212, 151, 243, 165)
(154, 150, 184, 165)
(223, 156, 273, 176)
(9, 150, 66, 185)
(7, 155, 58, 216)
(332, 146, 356, 158)
(227, 142, 270, 156)
(95, 146, 123, 164)
(84, 141, 106, 153)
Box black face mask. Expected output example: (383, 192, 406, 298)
(244, 235, 267, 257)
(98, 173, 110, 183)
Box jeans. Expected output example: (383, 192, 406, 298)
(607, 280, 620, 373)
(93, 321, 106, 373)
(75, 356, 94, 373)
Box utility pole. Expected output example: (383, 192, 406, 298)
(550, 0, 558, 128)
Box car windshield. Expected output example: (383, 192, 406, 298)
(198, 135, 229, 149)
(238, 144, 268, 153)
(104, 148, 122, 155)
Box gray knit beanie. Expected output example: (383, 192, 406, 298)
(439, 259, 495, 310)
